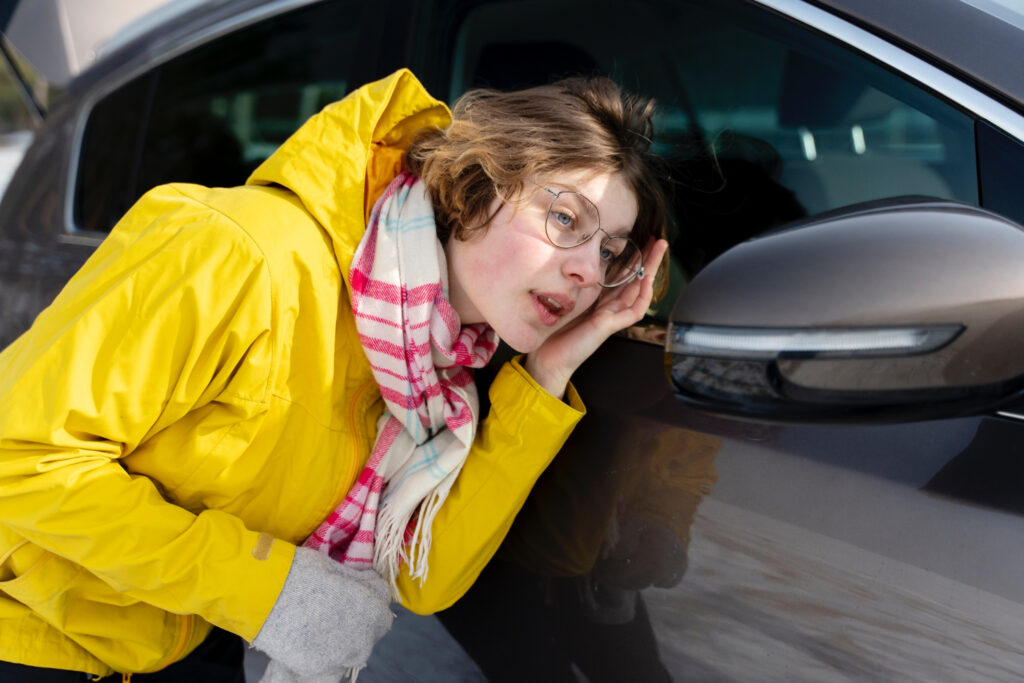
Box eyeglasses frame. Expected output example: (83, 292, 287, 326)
(538, 185, 645, 288)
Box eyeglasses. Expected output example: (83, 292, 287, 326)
(539, 186, 644, 288)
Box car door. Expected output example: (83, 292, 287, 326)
(378, 0, 1024, 680)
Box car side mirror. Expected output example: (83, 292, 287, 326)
(667, 199, 1024, 422)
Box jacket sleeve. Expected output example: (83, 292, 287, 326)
(395, 356, 585, 613)
(0, 185, 294, 641)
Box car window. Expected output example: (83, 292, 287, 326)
(450, 0, 978, 296)
(977, 119, 1024, 226)
(74, 0, 363, 233)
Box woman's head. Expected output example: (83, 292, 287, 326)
(406, 76, 667, 352)
(405, 76, 666, 250)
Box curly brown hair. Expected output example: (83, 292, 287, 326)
(405, 76, 667, 257)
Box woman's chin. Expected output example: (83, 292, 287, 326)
(502, 337, 539, 355)
(494, 327, 545, 355)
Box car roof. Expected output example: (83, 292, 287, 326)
(813, 0, 1024, 112)
(97, 0, 222, 60)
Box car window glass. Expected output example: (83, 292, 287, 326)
(451, 0, 978, 316)
(976, 120, 1024, 226)
(75, 0, 362, 233)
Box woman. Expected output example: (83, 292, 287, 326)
(0, 69, 668, 681)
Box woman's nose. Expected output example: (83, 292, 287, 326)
(562, 240, 603, 286)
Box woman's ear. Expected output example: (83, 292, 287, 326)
(651, 247, 671, 304)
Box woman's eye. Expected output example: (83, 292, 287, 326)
(552, 210, 576, 229)
(601, 241, 626, 262)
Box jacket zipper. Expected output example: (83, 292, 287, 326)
(141, 613, 193, 675)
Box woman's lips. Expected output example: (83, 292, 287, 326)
(532, 292, 575, 327)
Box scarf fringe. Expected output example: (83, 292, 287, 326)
(374, 468, 464, 595)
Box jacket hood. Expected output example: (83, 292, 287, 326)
(247, 69, 450, 275)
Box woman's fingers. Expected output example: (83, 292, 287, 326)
(601, 240, 666, 310)
(602, 238, 667, 323)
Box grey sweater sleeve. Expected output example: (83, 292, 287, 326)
(252, 547, 394, 677)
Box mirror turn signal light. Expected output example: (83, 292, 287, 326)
(667, 323, 964, 360)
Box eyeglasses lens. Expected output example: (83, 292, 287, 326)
(601, 237, 641, 287)
(545, 192, 599, 248)
(545, 191, 641, 286)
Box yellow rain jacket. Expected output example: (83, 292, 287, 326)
(0, 69, 585, 677)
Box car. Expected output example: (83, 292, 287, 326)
(2, 0, 1024, 680)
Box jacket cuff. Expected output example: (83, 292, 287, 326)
(507, 354, 586, 415)
(226, 532, 296, 642)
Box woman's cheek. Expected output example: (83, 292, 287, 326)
(562, 291, 602, 329)
(580, 290, 603, 316)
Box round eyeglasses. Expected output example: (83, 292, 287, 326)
(540, 187, 644, 288)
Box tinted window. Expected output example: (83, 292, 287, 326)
(75, 0, 362, 233)
(452, 0, 978, 290)
(76, 76, 151, 232)
(977, 120, 1024, 226)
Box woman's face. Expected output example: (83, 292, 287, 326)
(445, 169, 639, 353)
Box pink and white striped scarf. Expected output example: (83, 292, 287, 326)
(305, 171, 498, 593)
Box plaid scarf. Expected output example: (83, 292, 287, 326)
(304, 172, 498, 593)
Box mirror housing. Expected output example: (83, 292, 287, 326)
(668, 199, 1024, 422)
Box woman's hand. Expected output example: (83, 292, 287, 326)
(524, 238, 669, 398)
